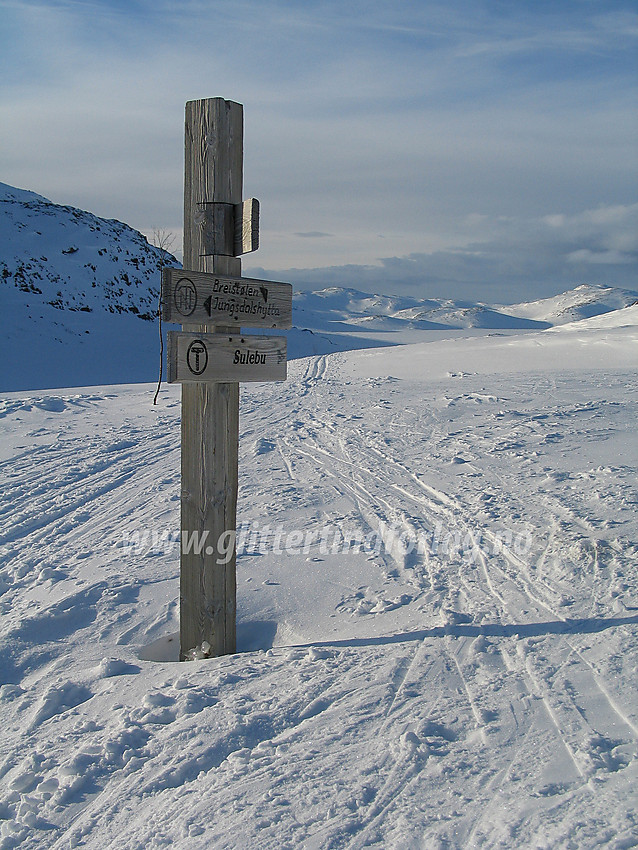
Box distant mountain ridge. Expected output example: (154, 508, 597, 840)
(1, 182, 636, 391)
(292, 283, 638, 332)
(502, 284, 638, 325)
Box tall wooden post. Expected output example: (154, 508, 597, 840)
(180, 98, 242, 659)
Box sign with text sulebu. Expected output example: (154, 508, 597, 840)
(167, 331, 287, 383)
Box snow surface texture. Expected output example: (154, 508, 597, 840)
(2, 182, 637, 391)
(1, 308, 637, 848)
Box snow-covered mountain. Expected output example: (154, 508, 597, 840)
(0, 182, 178, 391)
(2, 182, 637, 391)
(0, 182, 175, 321)
(291, 283, 638, 334)
(291, 287, 550, 333)
(504, 283, 638, 326)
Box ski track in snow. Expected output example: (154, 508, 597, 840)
(0, 341, 637, 849)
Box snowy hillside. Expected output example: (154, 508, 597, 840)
(0, 182, 174, 320)
(0, 182, 177, 391)
(0, 312, 636, 848)
(503, 284, 638, 326)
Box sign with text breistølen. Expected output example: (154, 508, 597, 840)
(168, 331, 287, 383)
(162, 268, 292, 328)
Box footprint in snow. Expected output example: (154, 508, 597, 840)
(97, 658, 141, 678)
(395, 730, 429, 761)
(29, 681, 93, 729)
(298, 696, 332, 721)
(104, 439, 138, 453)
(132, 691, 177, 725)
(440, 609, 473, 627)
(253, 437, 276, 455)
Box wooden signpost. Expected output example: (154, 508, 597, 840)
(164, 97, 292, 660)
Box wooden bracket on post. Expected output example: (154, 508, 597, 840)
(194, 198, 259, 257)
(198, 203, 235, 257)
(234, 198, 259, 255)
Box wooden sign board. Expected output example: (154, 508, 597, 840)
(168, 331, 287, 383)
(162, 268, 292, 328)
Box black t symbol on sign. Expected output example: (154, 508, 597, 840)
(186, 340, 208, 375)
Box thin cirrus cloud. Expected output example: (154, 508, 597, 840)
(295, 232, 333, 238)
(0, 0, 636, 302)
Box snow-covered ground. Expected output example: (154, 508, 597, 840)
(1, 309, 637, 848)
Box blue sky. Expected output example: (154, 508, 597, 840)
(1, 0, 636, 302)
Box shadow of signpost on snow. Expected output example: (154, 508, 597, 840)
(294, 613, 638, 651)
(138, 614, 638, 661)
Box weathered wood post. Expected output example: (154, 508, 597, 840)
(163, 98, 291, 660)
(180, 98, 242, 659)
